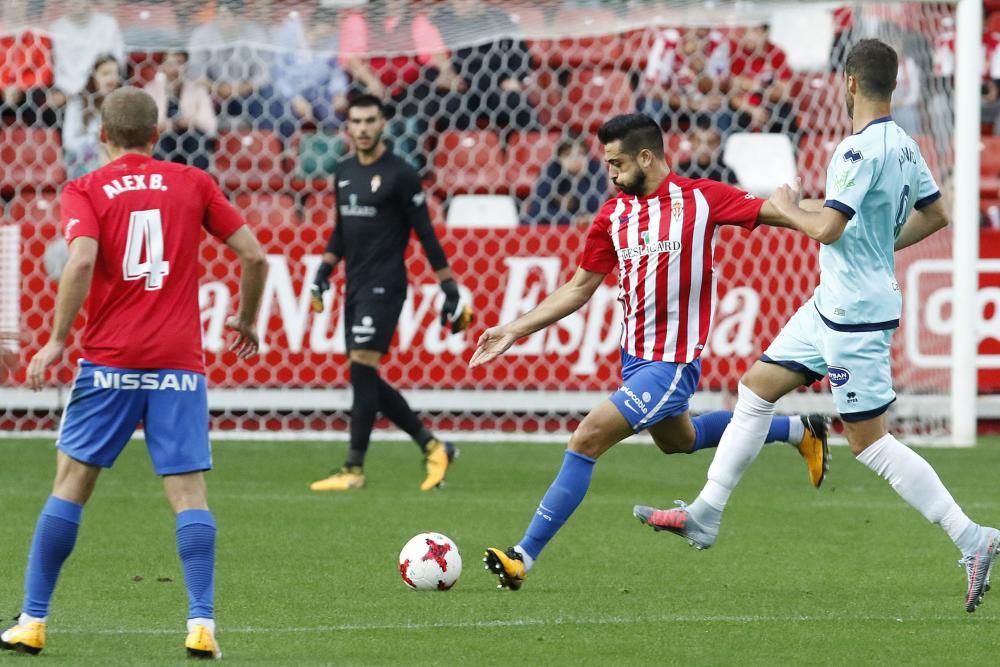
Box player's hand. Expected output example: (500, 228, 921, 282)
(770, 179, 802, 213)
(225, 316, 260, 359)
(469, 325, 518, 368)
(26, 340, 64, 391)
(440, 279, 474, 334)
(311, 262, 334, 313)
(0, 346, 18, 383)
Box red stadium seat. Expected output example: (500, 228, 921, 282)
(557, 68, 633, 132)
(988, 11, 1000, 35)
(215, 130, 286, 192)
(432, 131, 505, 196)
(506, 131, 560, 197)
(792, 73, 851, 137)
(796, 134, 838, 199)
(118, 4, 179, 31)
(303, 193, 336, 229)
(7, 190, 60, 225)
(0, 127, 65, 193)
(233, 192, 300, 228)
(551, 8, 623, 67)
(913, 134, 950, 181)
(981, 136, 1000, 176)
(664, 132, 691, 170)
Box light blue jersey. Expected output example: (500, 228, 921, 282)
(819, 117, 940, 330)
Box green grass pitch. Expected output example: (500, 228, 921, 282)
(1, 437, 999, 665)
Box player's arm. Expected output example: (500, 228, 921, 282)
(469, 267, 604, 368)
(310, 187, 345, 312)
(403, 173, 473, 333)
(26, 237, 98, 390)
(894, 196, 949, 251)
(224, 226, 268, 359)
(767, 182, 849, 245)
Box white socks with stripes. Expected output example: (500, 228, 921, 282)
(857, 433, 980, 554)
(688, 382, 775, 526)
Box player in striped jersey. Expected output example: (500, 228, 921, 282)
(470, 113, 828, 590)
(638, 39, 998, 613)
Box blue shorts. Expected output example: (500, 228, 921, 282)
(56, 361, 212, 475)
(610, 350, 701, 432)
(762, 298, 896, 421)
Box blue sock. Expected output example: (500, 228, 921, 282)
(691, 411, 792, 452)
(22, 496, 83, 618)
(176, 510, 216, 619)
(518, 450, 596, 560)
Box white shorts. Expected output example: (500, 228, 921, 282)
(761, 298, 896, 421)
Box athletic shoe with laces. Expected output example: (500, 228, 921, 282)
(959, 526, 1000, 613)
(797, 414, 830, 488)
(421, 440, 458, 491)
(0, 614, 45, 655)
(185, 622, 222, 659)
(633, 500, 718, 550)
(309, 465, 365, 492)
(483, 546, 526, 590)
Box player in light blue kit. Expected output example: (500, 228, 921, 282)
(634, 39, 1000, 613)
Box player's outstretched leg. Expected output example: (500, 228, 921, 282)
(3, 495, 85, 655)
(852, 428, 1000, 612)
(688, 411, 829, 488)
(485, 401, 631, 590)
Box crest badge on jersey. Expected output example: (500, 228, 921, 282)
(370, 175, 382, 193)
(671, 200, 683, 222)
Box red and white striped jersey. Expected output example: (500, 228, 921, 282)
(580, 174, 764, 363)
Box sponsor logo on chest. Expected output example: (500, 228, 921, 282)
(340, 193, 378, 218)
(618, 230, 682, 260)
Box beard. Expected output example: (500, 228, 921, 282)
(616, 171, 647, 196)
(846, 92, 854, 120)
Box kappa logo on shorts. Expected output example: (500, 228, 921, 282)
(828, 366, 851, 387)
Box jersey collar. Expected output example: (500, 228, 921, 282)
(852, 116, 892, 135)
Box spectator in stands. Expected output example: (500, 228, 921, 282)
(728, 24, 798, 136)
(339, 0, 458, 169)
(0, 0, 57, 126)
(432, 0, 539, 133)
(892, 44, 922, 135)
(523, 136, 607, 225)
(271, 6, 350, 140)
(636, 28, 731, 131)
(187, 0, 277, 130)
(63, 55, 121, 179)
(48, 0, 124, 108)
(673, 117, 738, 185)
(146, 52, 217, 171)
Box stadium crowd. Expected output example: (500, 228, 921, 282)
(0, 0, 998, 227)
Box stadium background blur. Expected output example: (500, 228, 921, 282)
(0, 0, 997, 439)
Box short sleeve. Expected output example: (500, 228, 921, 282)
(699, 179, 765, 229)
(913, 152, 941, 210)
(199, 172, 245, 240)
(824, 145, 877, 220)
(61, 181, 100, 242)
(579, 201, 618, 274)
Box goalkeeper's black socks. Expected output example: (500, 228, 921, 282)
(377, 377, 435, 450)
(345, 362, 380, 468)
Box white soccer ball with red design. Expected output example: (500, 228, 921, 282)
(398, 532, 462, 591)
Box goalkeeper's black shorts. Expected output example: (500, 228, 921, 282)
(344, 296, 405, 354)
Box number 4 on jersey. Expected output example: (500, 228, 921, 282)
(123, 209, 170, 290)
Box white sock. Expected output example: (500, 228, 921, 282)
(695, 382, 775, 513)
(187, 617, 216, 633)
(512, 545, 534, 572)
(856, 433, 980, 553)
(787, 416, 805, 445)
(19, 613, 46, 625)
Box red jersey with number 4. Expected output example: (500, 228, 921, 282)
(579, 174, 764, 363)
(61, 153, 245, 373)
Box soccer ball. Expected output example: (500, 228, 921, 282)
(398, 532, 462, 591)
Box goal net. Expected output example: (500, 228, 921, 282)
(0, 0, 984, 443)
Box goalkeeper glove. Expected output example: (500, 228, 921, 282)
(440, 278, 474, 333)
(311, 262, 334, 313)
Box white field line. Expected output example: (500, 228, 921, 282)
(53, 613, 979, 636)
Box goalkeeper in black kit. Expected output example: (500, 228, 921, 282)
(310, 94, 472, 492)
